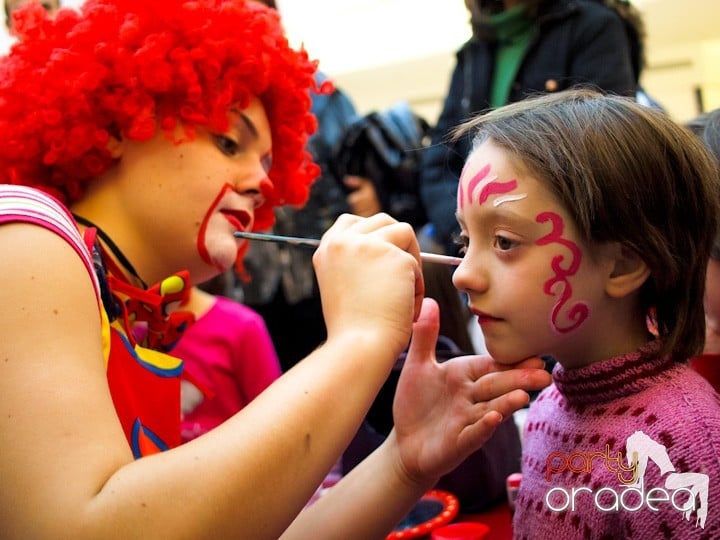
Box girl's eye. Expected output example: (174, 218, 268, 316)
(453, 232, 469, 255)
(494, 235, 518, 251)
(213, 134, 239, 156)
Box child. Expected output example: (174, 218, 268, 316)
(451, 89, 720, 538)
(174, 282, 282, 443)
(0, 1, 552, 538)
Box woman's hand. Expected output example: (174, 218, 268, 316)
(390, 298, 552, 484)
(313, 213, 424, 357)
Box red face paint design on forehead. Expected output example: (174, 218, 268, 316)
(458, 163, 518, 210)
(535, 211, 589, 333)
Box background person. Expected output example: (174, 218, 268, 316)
(174, 276, 282, 443)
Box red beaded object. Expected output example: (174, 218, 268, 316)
(386, 490, 460, 540)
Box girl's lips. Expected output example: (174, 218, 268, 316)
(221, 209, 251, 232)
(471, 309, 502, 325)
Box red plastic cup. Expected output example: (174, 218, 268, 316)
(431, 521, 490, 540)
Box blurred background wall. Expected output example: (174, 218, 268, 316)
(1, 0, 717, 123)
(277, 0, 719, 124)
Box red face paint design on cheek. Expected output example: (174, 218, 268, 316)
(535, 211, 589, 333)
(197, 183, 235, 271)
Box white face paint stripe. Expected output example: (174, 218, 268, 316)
(493, 193, 527, 207)
(470, 174, 498, 205)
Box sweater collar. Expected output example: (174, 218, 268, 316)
(551, 340, 678, 406)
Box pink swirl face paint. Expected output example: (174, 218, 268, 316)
(535, 211, 589, 333)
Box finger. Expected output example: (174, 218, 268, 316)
(321, 215, 425, 316)
(456, 409, 506, 452)
(505, 356, 548, 371)
(470, 367, 552, 403)
(322, 213, 364, 236)
(404, 298, 440, 366)
(354, 219, 425, 315)
(343, 175, 362, 189)
(345, 212, 397, 232)
(461, 355, 547, 382)
(475, 389, 536, 422)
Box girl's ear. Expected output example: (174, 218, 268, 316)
(605, 244, 651, 299)
(106, 135, 124, 159)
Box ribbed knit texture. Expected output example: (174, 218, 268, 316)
(514, 341, 720, 539)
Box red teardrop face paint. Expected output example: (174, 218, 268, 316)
(197, 183, 252, 273)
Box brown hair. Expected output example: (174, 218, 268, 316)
(456, 89, 720, 361)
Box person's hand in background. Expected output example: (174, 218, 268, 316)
(344, 175, 381, 217)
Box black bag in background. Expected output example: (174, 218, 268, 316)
(331, 101, 430, 228)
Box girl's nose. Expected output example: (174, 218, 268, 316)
(452, 253, 489, 294)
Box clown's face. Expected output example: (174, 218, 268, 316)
(86, 96, 272, 286)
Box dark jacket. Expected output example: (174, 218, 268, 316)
(420, 0, 636, 254)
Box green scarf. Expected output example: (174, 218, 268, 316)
(488, 4, 534, 108)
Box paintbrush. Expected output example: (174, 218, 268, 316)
(234, 231, 463, 266)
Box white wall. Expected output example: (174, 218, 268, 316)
(286, 0, 720, 124)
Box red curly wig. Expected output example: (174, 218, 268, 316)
(0, 0, 325, 230)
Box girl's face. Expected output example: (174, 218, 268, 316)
(108, 96, 272, 285)
(453, 140, 614, 366)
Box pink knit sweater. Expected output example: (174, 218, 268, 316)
(513, 342, 720, 539)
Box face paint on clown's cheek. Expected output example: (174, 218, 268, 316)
(197, 183, 236, 271)
(535, 211, 590, 334)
